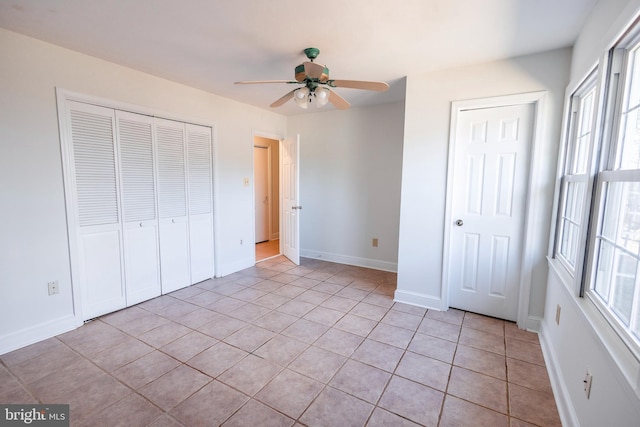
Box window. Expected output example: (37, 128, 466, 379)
(553, 21, 640, 358)
(586, 40, 640, 356)
(555, 75, 598, 274)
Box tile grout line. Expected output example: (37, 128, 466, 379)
(435, 310, 464, 426)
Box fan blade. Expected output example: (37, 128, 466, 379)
(304, 62, 329, 81)
(270, 89, 297, 108)
(328, 90, 350, 110)
(235, 80, 297, 84)
(328, 80, 389, 91)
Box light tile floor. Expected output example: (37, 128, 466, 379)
(0, 257, 562, 426)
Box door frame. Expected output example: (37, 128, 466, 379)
(252, 131, 283, 262)
(253, 144, 272, 243)
(442, 91, 546, 329)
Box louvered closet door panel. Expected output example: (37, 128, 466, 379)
(116, 111, 161, 305)
(187, 124, 215, 283)
(155, 118, 190, 293)
(68, 101, 125, 319)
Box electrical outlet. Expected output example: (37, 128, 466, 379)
(556, 304, 561, 325)
(583, 370, 593, 398)
(372, 238, 379, 247)
(240, 239, 244, 245)
(243, 178, 250, 186)
(48, 280, 59, 296)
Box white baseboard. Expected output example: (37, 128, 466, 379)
(300, 249, 397, 272)
(0, 315, 77, 355)
(271, 233, 279, 240)
(393, 289, 444, 310)
(539, 323, 579, 427)
(525, 315, 543, 332)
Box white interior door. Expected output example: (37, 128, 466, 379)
(116, 111, 161, 305)
(67, 102, 126, 320)
(186, 123, 214, 284)
(254, 146, 270, 243)
(447, 103, 534, 321)
(156, 118, 191, 293)
(282, 135, 300, 265)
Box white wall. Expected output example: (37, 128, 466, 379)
(395, 48, 571, 322)
(570, 0, 640, 84)
(287, 101, 405, 271)
(0, 28, 286, 354)
(542, 269, 640, 427)
(540, 1, 640, 426)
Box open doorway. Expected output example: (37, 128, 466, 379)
(254, 136, 280, 262)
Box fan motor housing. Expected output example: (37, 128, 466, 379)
(295, 64, 330, 83)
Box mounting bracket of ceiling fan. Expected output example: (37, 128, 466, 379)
(303, 47, 320, 62)
(234, 47, 389, 110)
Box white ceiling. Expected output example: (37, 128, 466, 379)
(0, 0, 598, 115)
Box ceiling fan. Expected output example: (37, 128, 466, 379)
(235, 48, 389, 110)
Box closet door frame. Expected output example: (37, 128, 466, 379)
(56, 89, 219, 326)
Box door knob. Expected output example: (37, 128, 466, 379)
(455, 219, 464, 226)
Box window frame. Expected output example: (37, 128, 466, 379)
(583, 34, 640, 361)
(554, 71, 600, 280)
(553, 74, 599, 278)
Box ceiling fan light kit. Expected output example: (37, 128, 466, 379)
(235, 48, 389, 110)
(293, 86, 330, 109)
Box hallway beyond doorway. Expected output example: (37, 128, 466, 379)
(256, 240, 280, 262)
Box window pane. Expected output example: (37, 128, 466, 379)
(558, 181, 586, 267)
(601, 183, 619, 240)
(562, 181, 585, 225)
(601, 182, 640, 254)
(569, 182, 585, 223)
(634, 300, 640, 341)
(564, 181, 575, 221)
(574, 135, 591, 173)
(611, 251, 637, 325)
(595, 241, 614, 302)
(579, 91, 595, 134)
(623, 182, 640, 254)
(560, 221, 578, 266)
(573, 90, 595, 174)
(627, 46, 640, 110)
(619, 108, 640, 169)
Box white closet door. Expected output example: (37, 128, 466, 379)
(187, 123, 214, 283)
(156, 117, 191, 293)
(67, 101, 125, 319)
(116, 111, 161, 305)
